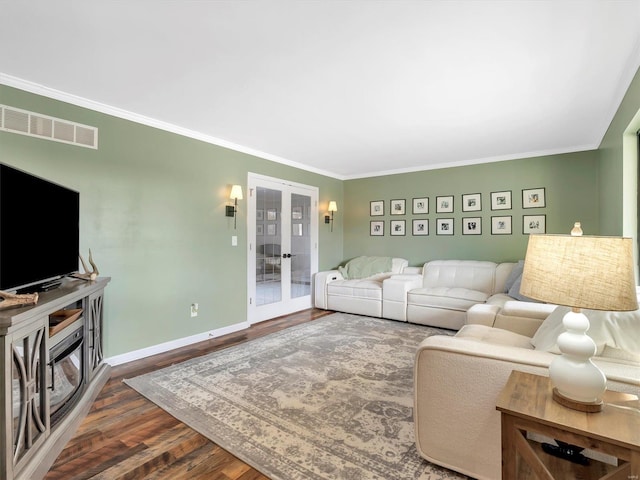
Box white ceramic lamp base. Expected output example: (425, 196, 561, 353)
(548, 309, 606, 412)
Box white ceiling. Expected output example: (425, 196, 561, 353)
(2, 1, 640, 180)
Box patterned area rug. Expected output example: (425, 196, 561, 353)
(124, 313, 468, 480)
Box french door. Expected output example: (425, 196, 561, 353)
(247, 173, 318, 323)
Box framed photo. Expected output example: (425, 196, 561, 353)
(390, 199, 406, 215)
(462, 193, 482, 212)
(491, 216, 512, 235)
(412, 219, 429, 236)
(267, 208, 277, 221)
(462, 217, 482, 235)
(370, 200, 384, 216)
(412, 197, 429, 214)
(370, 220, 384, 236)
(436, 218, 454, 235)
(491, 191, 512, 210)
(256, 224, 264, 236)
(292, 206, 303, 220)
(522, 188, 546, 209)
(523, 215, 546, 234)
(267, 223, 277, 236)
(436, 195, 454, 213)
(256, 209, 264, 221)
(292, 223, 303, 236)
(390, 220, 406, 236)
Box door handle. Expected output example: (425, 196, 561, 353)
(282, 253, 292, 258)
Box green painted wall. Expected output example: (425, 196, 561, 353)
(3, 61, 639, 358)
(0, 85, 344, 357)
(343, 151, 600, 267)
(598, 66, 640, 237)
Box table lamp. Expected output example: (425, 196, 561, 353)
(519, 225, 637, 412)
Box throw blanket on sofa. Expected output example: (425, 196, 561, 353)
(338, 256, 393, 279)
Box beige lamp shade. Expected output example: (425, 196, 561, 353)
(229, 185, 243, 200)
(328, 201, 337, 212)
(520, 234, 637, 312)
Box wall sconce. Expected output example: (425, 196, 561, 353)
(324, 201, 337, 232)
(225, 184, 243, 229)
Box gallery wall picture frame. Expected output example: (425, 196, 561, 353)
(256, 209, 264, 221)
(491, 216, 512, 235)
(390, 199, 406, 215)
(462, 193, 482, 212)
(436, 195, 454, 213)
(256, 224, 264, 235)
(390, 220, 406, 236)
(370, 220, 384, 236)
(292, 206, 303, 219)
(267, 208, 278, 220)
(436, 218, 454, 235)
(412, 219, 429, 236)
(267, 223, 277, 236)
(490, 191, 512, 210)
(292, 223, 303, 236)
(523, 214, 546, 234)
(522, 188, 546, 209)
(462, 217, 482, 235)
(370, 200, 384, 216)
(412, 197, 429, 214)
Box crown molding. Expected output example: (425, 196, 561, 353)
(0, 73, 346, 180)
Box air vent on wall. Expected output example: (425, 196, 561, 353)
(0, 104, 98, 149)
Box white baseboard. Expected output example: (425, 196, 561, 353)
(105, 320, 250, 366)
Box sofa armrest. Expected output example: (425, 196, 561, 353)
(382, 274, 423, 321)
(400, 266, 423, 275)
(313, 270, 343, 309)
(493, 301, 558, 337)
(466, 303, 502, 328)
(467, 300, 558, 337)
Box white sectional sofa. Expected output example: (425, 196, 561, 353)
(316, 257, 520, 330)
(414, 306, 640, 480)
(314, 257, 410, 318)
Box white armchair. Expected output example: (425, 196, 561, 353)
(414, 317, 640, 480)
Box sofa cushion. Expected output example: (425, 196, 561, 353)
(408, 287, 489, 311)
(507, 273, 540, 303)
(422, 260, 498, 295)
(327, 277, 386, 300)
(337, 256, 393, 279)
(531, 305, 640, 357)
(503, 260, 524, 293)
(456, 324, 534, 349)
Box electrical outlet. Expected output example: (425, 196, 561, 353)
(190, 303, 198, 317)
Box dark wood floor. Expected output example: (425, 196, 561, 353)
(45, 307, 612, 480)
(45, 308, 332, 480)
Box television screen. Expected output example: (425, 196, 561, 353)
(0, 164, 79, 292)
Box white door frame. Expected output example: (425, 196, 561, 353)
(247, 173, 319, 324)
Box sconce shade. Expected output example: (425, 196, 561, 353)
(229, 185, 243, 200)
(520, 234, 637, 312)
(328, 201, 337, 212)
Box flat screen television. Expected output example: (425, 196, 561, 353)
(0, 163, 79, 292)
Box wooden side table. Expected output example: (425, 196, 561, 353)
(496, 370, 640, 480)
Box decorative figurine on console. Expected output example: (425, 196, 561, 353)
(75, 249, 100, 281)
(0, 290, 38, 310)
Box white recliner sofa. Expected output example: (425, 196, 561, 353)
(314, 256, 410, 318)
(381, 260, 516, 329)
(414, 305, 640, 480)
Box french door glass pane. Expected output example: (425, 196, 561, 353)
(256, 187, 282, 306)
(290, 193, 311, 299)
